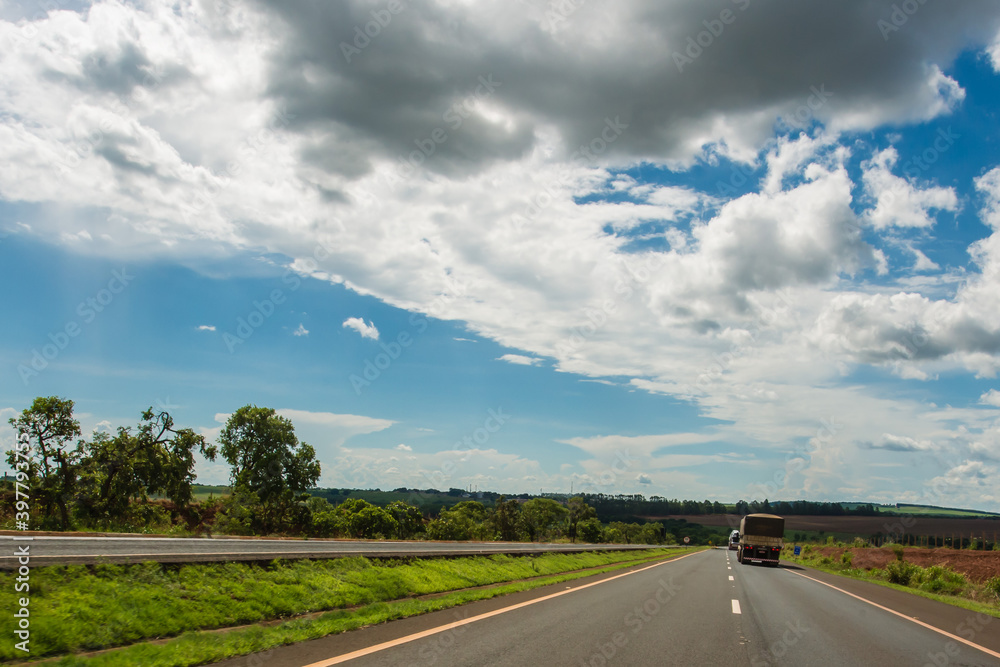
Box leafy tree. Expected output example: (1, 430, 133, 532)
(427, 500, 490, 541)
(218, 406, 320, 533)
(386, 500, 424, 539)
(577, 517, 604, 543)
(488, 496, 522, 541)
(333, 498, 399, 538)
(637, 522, 664, 545)
(306, 496, 342, 537)
(566, 496, 597, 542)
(78, 408, 216, 522)
(520, 498, 568, 542)
(6, 397, 81, 529)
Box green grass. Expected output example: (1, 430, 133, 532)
(782, 546, 1000, 618)
(890, 504, 1000, 518)
(2, 548, 702, 665)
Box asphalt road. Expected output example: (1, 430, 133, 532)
(0, 534, 663, 568)
(208, 548, 1000, 667)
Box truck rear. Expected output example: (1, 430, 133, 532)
(738, 513, 784, 567)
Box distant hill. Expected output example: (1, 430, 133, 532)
(186, 485, 1000, 518)
(891, 503, 1000, 518)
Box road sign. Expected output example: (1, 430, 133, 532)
(794, 545, 801, 555)
(683, 536, 690, 544)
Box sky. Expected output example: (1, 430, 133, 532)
(2, 1, 1000, 511)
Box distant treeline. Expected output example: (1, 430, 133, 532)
(579, 495, 883, 522)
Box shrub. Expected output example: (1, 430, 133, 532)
(908, 565, 966, 595)
(890, 543, 904, 561)
(852, 537, 868, 548)
(985, 576, 1000, 600)
(841, 551, 853, 567)
(886, 560, 919, 586)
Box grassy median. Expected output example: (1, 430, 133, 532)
(3, 547, 702, 666)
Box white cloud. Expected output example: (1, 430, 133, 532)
(342, 317, 379, 340)
(396, 443, 413, 451)
(197, 325, 216, 332)
(862, 433, 933, 452)
(980, 389, 1000, 407)
(861, 147, 958, 230)
(497, 354, 543, 366)
(293, 323, 309, 337)
(5, 2, 1000, 507)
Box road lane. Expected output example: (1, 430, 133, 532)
(297, 548, 738, 666)
(730, 549, 1000, 666)
(0, 535, 662, 568)
(223, 548, 1000, 667)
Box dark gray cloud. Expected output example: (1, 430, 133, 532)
(250, 0, 1000, 179)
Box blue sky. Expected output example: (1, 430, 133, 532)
(2, 1, 1000, 509)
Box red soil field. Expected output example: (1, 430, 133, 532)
(810, 546, 1000, 583)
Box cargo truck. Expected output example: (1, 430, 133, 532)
(737, 513, 784, 567)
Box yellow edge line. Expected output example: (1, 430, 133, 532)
(301, 549, 707, 667)
(787, 569, 1000, 660)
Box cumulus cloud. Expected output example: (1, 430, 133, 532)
(497, 354, 543, 366)
(197, 324, 216, 331)
(6, 1, 1000, 506)
(862, 147, 959, 229)
(862, 433, 933, 452)
(980, 390, 1000, 408)
(342, 317, 379, 340)
(293, 323, 309, 337)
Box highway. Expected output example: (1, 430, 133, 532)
(0, 534, 662, 568)
(206, 548, 1000, 667)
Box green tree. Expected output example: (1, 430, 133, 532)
(218, 406, 320, 533)
(577, 517, 604, 543)
(306, 496, 342, 537)
(78, 408, 217, 523)
(566, 496, 597, 542)
(386, 500, 424, 539)
(520, 498, 568, 542)
(6, 397, 81, 529)
(488, 496, 522, 541)
(637, 522, 664, 545)
(333, 498, 399, 538)
(427, 500, 490, 541)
